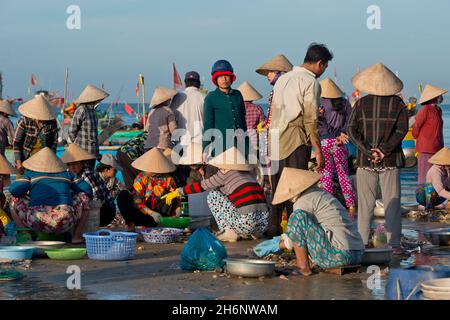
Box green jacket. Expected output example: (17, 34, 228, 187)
(202, 88, 247, 155)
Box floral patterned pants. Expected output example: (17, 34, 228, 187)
(10, 193, 91, 234)
(319, 138, 356, 208)
(206, 190, 269, 237)
(286, 209, 363, 269)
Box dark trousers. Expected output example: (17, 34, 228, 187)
(268, 144, 311, 236)
(116, 151, 140, 190)
(116, 190, 157, 227)
(100, 203, 116, 227)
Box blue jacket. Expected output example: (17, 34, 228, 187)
(10, 170, 93, 207)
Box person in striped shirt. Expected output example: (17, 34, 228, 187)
(162, 147, 269, 242)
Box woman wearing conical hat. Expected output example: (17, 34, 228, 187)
(116, 148, 180, 230)
(69, 84, 109, 169)
(237, 81, 265, 153)
(347, 63, 409, 252)
(13, 95, 58, 175)
(144, 86, 178, 151)
(253, 168, 364, 276)
(412, 84, 447, 189)
(415, 147, 450, 211)
(317, 78, 356, 215)
(0, 99, 16, 157)
(255, 54, 293, 132)
(8, 147, 92, 241)
(61, 144, 117, 230)
(162, 147, 269, 242)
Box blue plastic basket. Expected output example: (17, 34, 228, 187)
(83, 229, 138, 261)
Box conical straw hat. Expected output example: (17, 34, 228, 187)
(150, 87, 178, 107)
(256, 54, 293, 76)
(320, 77, 344, 99)
(428, 147, 450, 166)
(76, 84, 109, 104)
(131, 148, 176, 173)
(0, 100, 16, 116)
(18, 95, 56, 120)
(60, 144, 96, 163)
(351, 63, 403, 96)
(0, 154, 17, 174)
(208, 147, 252, 171)
(22, 147, 67, 173)
(237, 81, 263, 101)
(272, 168, 321, 205)
(419, 84, 448, 105)
(172, 142, 203, 165)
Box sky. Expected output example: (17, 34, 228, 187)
(1, 0, 450, 103)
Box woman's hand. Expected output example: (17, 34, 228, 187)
(339, 133, 350, 144)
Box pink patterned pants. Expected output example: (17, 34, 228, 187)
(319, 138, 356, 208)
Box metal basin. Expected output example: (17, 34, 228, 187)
(361, 248, 393, 265)
(225, 258, 276, 277)
(403, 148, 417, 168)
(422, 228, 450, 246)
(20, 241, 66, 257)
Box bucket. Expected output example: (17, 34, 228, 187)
(188, 192, 212, 217)
(83, 200, 102, 233)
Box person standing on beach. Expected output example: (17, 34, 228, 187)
(171, 71, 205, 146)
(144, 86, 178, 151)
(13, 94, 58, 174)
(69, 84, 109, 169)
(318, 78, 356, 215)
(237, 81, 265, 153)
(203, 60, 247, 160)
(267, 43, 332, 236)
(412, 84, 447, 189)
(347, 63, 408, 253)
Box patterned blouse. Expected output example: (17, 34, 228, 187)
(132, 173, 179, 215)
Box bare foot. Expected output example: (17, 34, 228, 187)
(299, 267, 312, 276)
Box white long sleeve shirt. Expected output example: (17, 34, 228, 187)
(171, 87, 205, 145)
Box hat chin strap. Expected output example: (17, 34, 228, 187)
(94, 102, 101, 110)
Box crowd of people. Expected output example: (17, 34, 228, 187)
(0, 42, 448, 273)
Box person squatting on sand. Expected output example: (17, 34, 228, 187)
(253, 168, 364, 276)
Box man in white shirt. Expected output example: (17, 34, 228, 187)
(268, 43, 333, 236)
(171, 71, 205, 146)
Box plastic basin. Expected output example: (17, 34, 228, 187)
(159, 217, 191, 229)
(45, 248, 87, 260)
(0, 246, 34, 260)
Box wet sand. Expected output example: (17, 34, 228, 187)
(1, 218, 448, 300)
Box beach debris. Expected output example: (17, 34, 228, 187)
(137, 245, 145, 251)
(212, 274, 218, 279)
(0, 259, 32, 270)
(214, 267, 223, 273)
(279, 275, 289, 281)
(193, 270, 201, 274)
